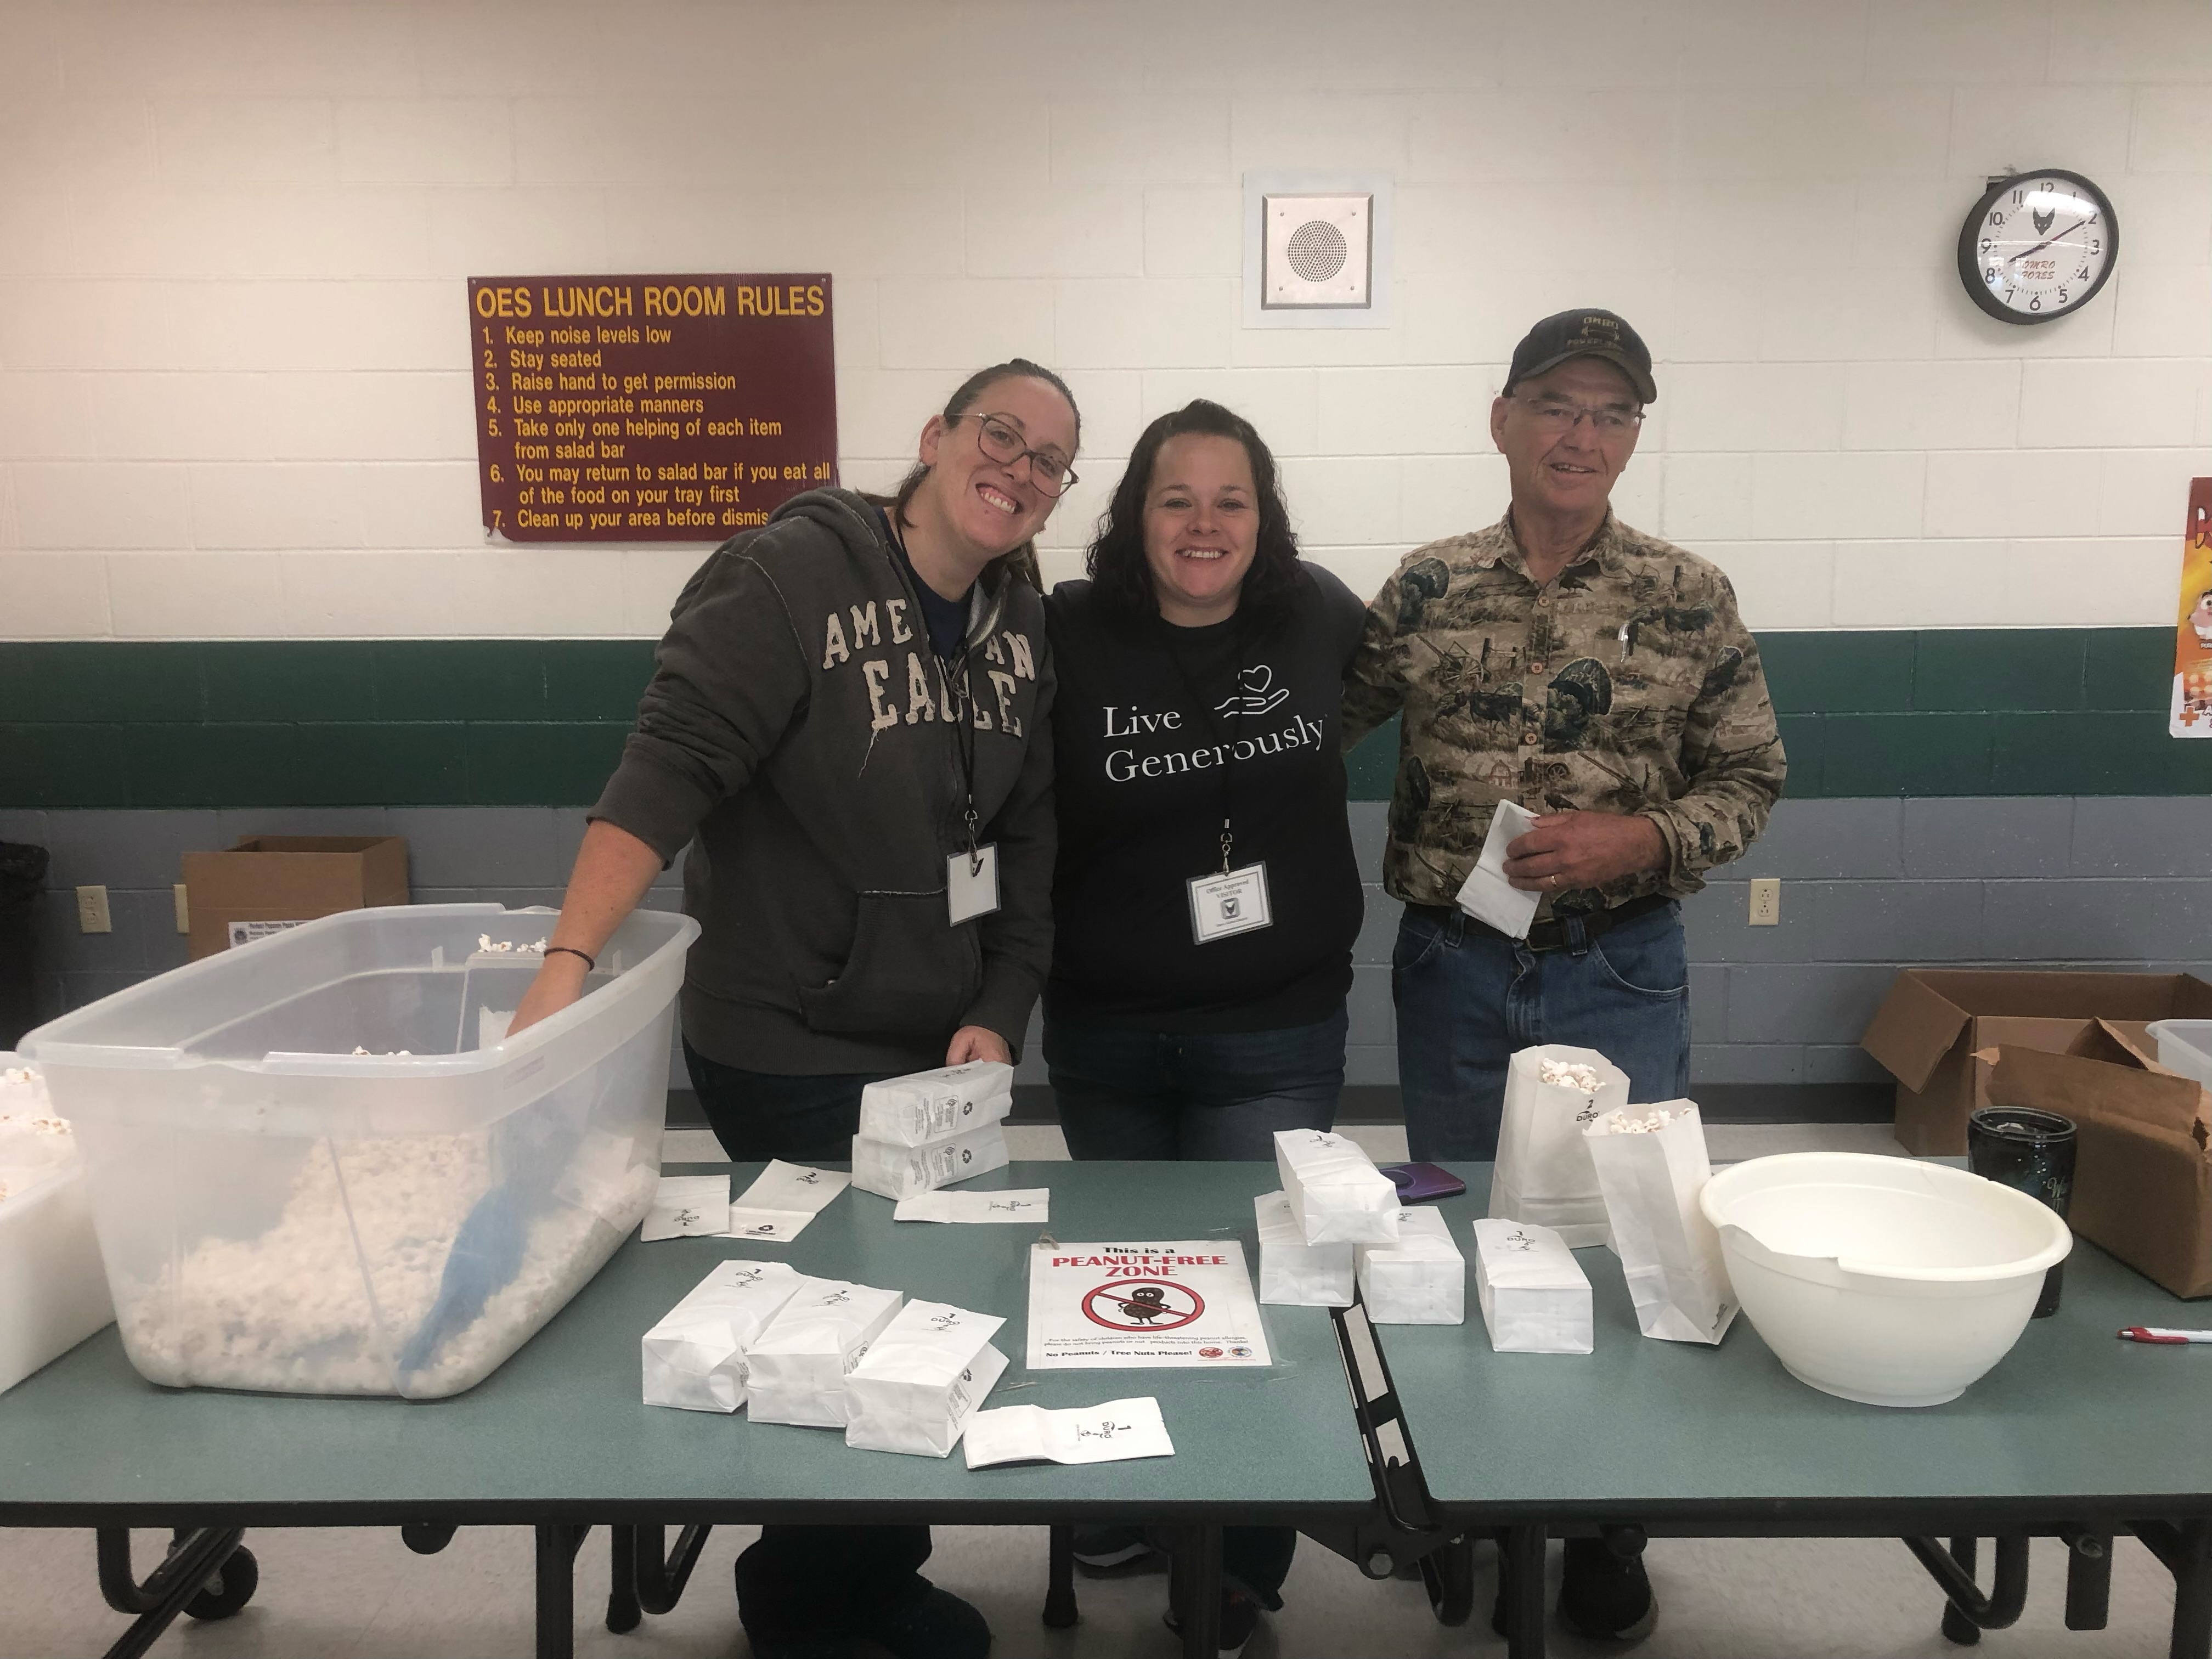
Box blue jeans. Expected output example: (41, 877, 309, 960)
(1043, 1003, 1343, 1607)
(682, 1040, 892, 1164)
(1042, 1005, 1348, 1161)
(1392, 902, 1691, 1163)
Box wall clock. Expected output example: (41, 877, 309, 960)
(1956, 169, 2117, 324)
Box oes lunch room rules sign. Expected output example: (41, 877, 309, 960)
(468, 273, 837, 542)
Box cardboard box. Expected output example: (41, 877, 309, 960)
(180, 836, 409, 960)
(1973, 1024, 2212, 1301)
(1861, 970, 2212, 1155)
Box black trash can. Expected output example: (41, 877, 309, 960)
(0, 840, 48, 1049)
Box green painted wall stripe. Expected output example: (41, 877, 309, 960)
(1, 629, 2204, 808)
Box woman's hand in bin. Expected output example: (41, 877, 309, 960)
(947, 1025, 1011, 1066)
(507, 819, 664, 1039)
(510, 951, 592, 1038)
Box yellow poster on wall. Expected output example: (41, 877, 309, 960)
(2171, 478, 2212, 738)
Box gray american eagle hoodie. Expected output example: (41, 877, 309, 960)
(591, 487, 1055, 1074)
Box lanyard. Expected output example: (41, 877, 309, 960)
(946, 644, 984, 870)
(1160, 613, 1256, 875)
(884, 512, 986, 872)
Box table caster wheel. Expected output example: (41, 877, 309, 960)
(1421, 1534, 1475, 1627)
(185, 1545, 258, 1621)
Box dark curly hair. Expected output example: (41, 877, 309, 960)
(881, 358, 1081, 592)
(1086, 399, 1302, 622)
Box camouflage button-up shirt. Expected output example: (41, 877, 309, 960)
(1343, 511, 1786, 915)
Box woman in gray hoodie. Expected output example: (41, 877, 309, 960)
(511, 358, 1080, 1659)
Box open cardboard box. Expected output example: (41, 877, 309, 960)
(1861, 969, 2212, 1155)
(1972, 1023, 2212, 1301)
(180, 836, 409, 961)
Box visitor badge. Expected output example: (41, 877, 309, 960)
(1188, 862, 1272, 944)
(948, 844, 1000, 925)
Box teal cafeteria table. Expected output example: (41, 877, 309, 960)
(1354, 1164, 2212, 1659)
(0, 1160, 1389, 1659)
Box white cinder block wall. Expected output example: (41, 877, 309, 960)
(0, 0, 2208, 641)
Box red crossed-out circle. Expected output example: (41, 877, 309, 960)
(1082, 1279, 1205, 1333)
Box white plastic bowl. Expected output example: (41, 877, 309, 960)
(1699, 1153, 2071, 1408)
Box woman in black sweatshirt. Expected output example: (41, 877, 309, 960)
(512, 359, 1081, 1659)
(1042, 399, 1365, 1643)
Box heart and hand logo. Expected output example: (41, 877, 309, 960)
(1213, 663, 1291, 718)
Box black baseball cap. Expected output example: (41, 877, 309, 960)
(1504, 308, 1657, 404)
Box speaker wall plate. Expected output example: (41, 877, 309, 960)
(1242, 172, 1393, 330)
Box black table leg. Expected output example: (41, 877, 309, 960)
(1501, 1522, 1547, 1659)
(1166, 1525, 1222, 1659)
(535, 1523, 589, 1659)
(605, 1524, 642, 1635)
(2139, 1518, 2212, 1659)
(1042, 1523, 1078, 1628)
(93, 1527, 249, 1659)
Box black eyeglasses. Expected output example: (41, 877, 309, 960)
(964, 412, 1078, 498)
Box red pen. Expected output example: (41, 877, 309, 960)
(2118, 1327, 2212, 1345)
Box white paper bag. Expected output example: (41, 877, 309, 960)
(1472, 1218, 1593, 1354)
(963, 1397, 1174, 1469)
(723, 1160, 851, 1242)
(859, 1061, 1015, 1146)
(1356, 1207, 1466, 1325)
(1583, 1102, 1739, 1345)
(844, 1300, 1009, 1458)
(850, 1121, 1010, 1200)
(1254, 1190, 1355, 1307)
(743, 1278, 904, 1427)
(1488, 1045, 1627, 1248)
(641, 1175, 728, 1241)
(640, 1259, 804, 1412)
(1453, 799, 1543, 941)
(1274, 1129, 1400, 1244)
(894, 1188, 1049, 1224)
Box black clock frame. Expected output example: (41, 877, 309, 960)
(1955, 167, 2119, 326)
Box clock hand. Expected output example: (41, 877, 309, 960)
(2005, 217, 2094, 267)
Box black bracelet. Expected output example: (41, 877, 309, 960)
(544, 945, 596, 972)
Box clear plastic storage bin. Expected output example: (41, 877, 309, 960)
(2147, 1019, 2212, 1092)
(19, 904, 699, 1400)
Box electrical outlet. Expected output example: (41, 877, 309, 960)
(76, 884, 112, 934)
(1748, 878, 1780, 927)
(174, 884, 191, 933)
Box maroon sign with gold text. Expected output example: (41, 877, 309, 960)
(468, 273, 836, 541)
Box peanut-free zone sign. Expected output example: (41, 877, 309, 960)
(468, 274, 836, 542)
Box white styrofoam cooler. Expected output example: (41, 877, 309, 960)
(0, 1058, 116, 1393)
(19, 904, 699, 1400)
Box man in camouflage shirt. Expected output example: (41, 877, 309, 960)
(1344, 307, 1783, 1644)
(1345, 314, 1784, 1154)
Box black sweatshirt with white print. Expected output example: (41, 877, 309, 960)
(1043, 565, 1364, 1034)
(592, 488, 1054, 1074)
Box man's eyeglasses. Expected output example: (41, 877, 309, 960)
(1516, 396, 1644, 436)
(964, 412, 1078, 497)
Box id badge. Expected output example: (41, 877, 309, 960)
(947, 844, 1000, 925)
(1188, 861, 1273, 944)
